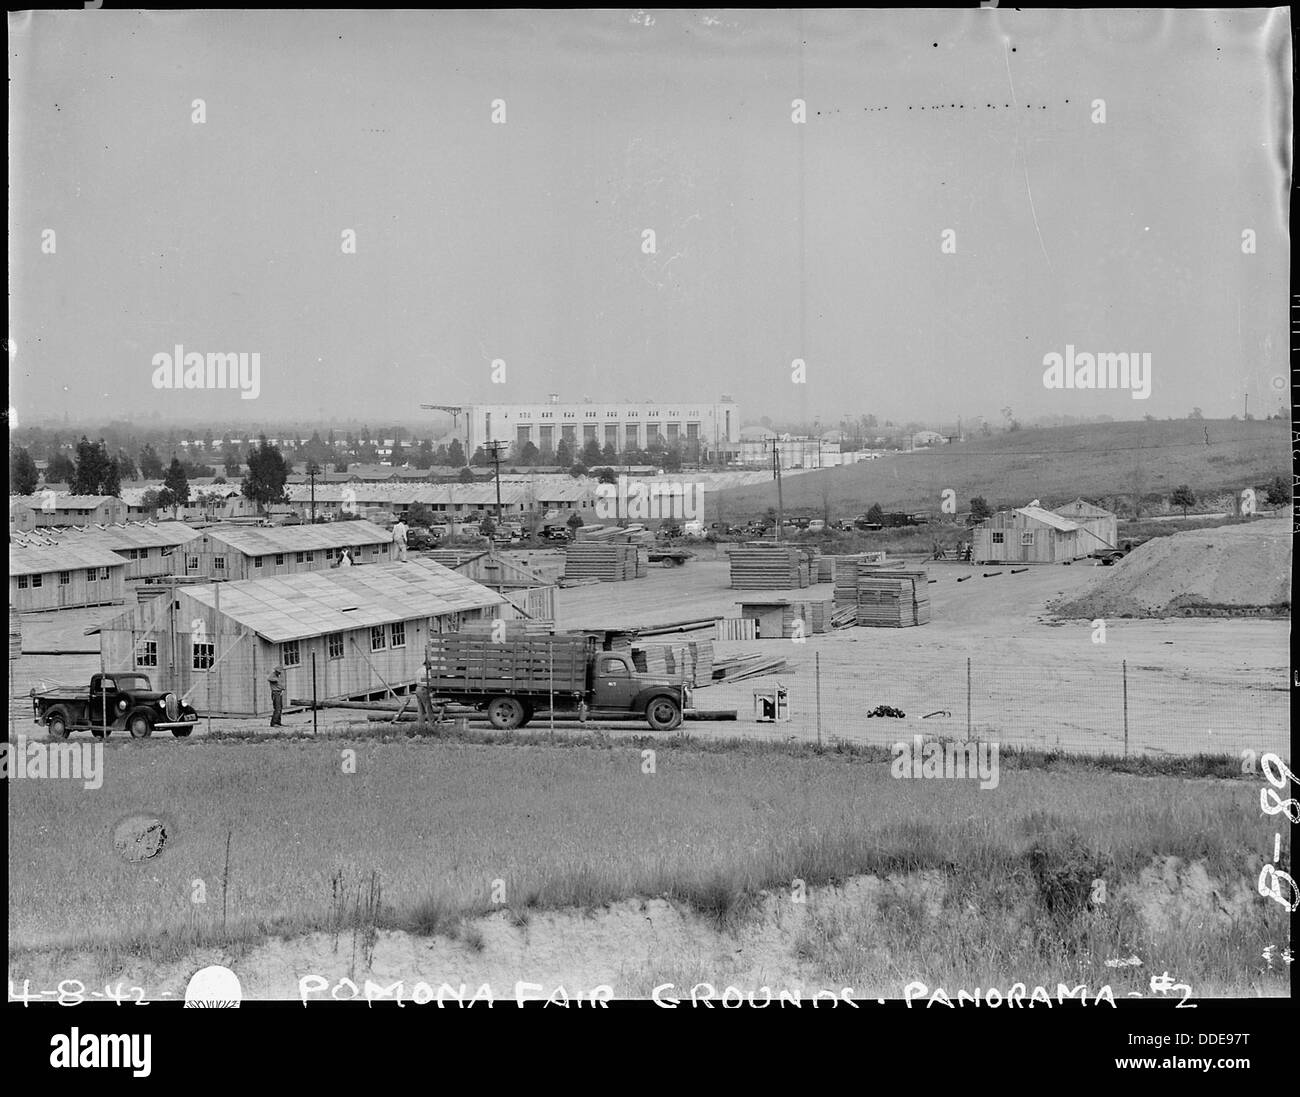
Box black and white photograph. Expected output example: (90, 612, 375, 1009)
(6, 3, 1294, 1054)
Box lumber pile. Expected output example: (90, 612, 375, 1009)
(717, 618, 759, 641)
(854, 570, 931, 627)
(710, 652, 792, 683)
(563, 542, 642, 581)
(729, 544, 809, 589)
(458, 620, 555, 639)
(631, 639, 715, 687)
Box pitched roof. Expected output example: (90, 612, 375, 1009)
(16, 494, 119, 511)
(195, 520, 393, 555)
(1013, 505, 1080, 532)
(9, 542, 127, 575)
(1053, 498, 1114, 519)
(175, 558, 507, 642)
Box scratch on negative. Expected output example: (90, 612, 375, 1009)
(1003, 40, 1052, 269)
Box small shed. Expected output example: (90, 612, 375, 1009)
(92, 558, 510, 716)
(9, 542, 127, 611)
(972, 505, 1087, 564)
(736, 598, 834, 639)
(1052, 499, 1117, 553)
(15, 494, 127, 528)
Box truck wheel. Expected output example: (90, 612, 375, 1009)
(128, 713, 153, 739)
(46, 710, 70, 740)
(486, 696, 526, 730)
(172, 725, 193, 738)
(645, 697, 682, 731)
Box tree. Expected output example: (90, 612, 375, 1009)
(479, 516, 496, 538)
(413, 439, 433, 470)
(240, 438, 289, 514)
(581, 438, 602, 466)
(566, 511, 584, 533)
(10, 447, 38, 495)
(446, 438, 466, 467)
(408, 503, 435, 528)
(517, 441, 540, 466)
(470, 446, 490, 468)
(601, 441, 617, 463)
(114, 451, 139, 482)
(389, 439, 405, 466)
(661, 446, 682, 472)
(333, 460, 349, 473)
(72, 437, 115, 495)
(1265, 475, 1289, 506)
(866, 502, 884, 524)
(1188, 407, 1204, 420)
(457, 467, 475, 484)
(46, 452, 76, 484)
(1169, 484, 1196, 518)
(569, 462, 588, 478)
(139, 488, 161, 516)
(594, 467, 618, 485)
(555, 439, 572, 469)
(161, 458, 190, 518)
(969, 496, 992, 522)
(138, 444, 165, 480)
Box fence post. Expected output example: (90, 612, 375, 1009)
(312, 650, 318, 737)
(966, 657, 972, 741)
(815, 650, 822, 749)
(1122, 659, 1129, 757)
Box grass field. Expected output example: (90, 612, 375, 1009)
(8, 737, 1290, 996)
(716, 418, 1289, 520)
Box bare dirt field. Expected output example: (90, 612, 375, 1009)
(9, 542, 1287, 758)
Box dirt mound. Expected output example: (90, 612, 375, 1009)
(1050, 519, 1290, 619)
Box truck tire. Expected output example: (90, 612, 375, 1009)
(172, 725, 193, 738)
(128, 712, 154, 739)
(46, 708, 70, 740)
(486, 696, 526, 730)
(645, 697, 682, 731)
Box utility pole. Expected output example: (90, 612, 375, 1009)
(1244, 393, 1248, 420)
(484, 440, 506, 524)
(772, 441, 784, 542)
(308, 462, 318, 524)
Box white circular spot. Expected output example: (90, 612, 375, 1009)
(184, 965, 242, 1006)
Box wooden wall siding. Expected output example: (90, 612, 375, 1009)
(182, 540, 392, 581)
(114, 546, 184, 581)
(503, 586, 556, 623)
(98, 594, 498, 716)
(973, 515, 1085, 563)
(10, 568, 126, 612)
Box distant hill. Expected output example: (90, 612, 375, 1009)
(717, 419, 1288, 518)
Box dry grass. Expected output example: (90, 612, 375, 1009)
(7, 738, 1289, 994)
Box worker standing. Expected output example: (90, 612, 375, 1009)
(415, 665, 435, 731)
(392, 518, 409, 562)
(268, 664, 285, 727)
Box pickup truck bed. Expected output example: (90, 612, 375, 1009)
(426, 635, 591, 695)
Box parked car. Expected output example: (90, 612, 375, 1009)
(807, 519, 827, 533)
(31, 672, 199, 739)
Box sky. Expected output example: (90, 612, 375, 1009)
(8, 8, 1293, 430)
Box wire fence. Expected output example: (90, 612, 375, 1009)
(701, 653, 1289, 759)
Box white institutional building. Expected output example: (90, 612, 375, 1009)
(460, 395, 741, 459)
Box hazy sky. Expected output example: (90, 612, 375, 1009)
(9, 8, 1292, 429)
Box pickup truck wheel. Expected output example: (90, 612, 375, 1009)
(645, 697, 682, 731)
(128, 713, 153, 739)
(486, 696, 526, 730)
(46, 710, 70, 739)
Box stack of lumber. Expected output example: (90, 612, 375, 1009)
(832, 555, 893, 603)
(830, 605, 857, 629)
(631, 639, 715, 686)
(854, 569, 931, 627)
(635, 548, 648, 578)
(729, 545, 808, 589)
(710, 652, 792, 683)
(801, 599, 834, 634)
(563, 542, 642, 581)
(815, 556, 835, 582)
(717, 618, 759, 641)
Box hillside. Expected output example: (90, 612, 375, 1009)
(716, 419, 1288, 518)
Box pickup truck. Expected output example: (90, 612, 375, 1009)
(31, 672, 200, 739)
(1089, 538, 1150, 566)
(425, 634, 689, 731)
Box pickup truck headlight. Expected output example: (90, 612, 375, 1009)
(117, 700, 128, 711)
